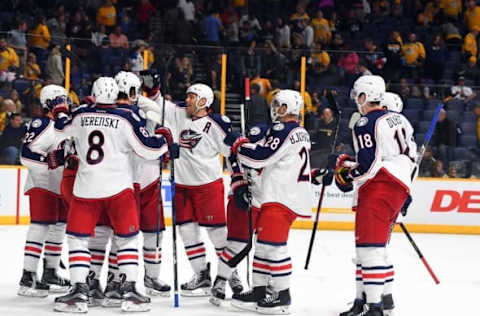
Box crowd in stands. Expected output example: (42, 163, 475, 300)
(0, 0, 479, 178)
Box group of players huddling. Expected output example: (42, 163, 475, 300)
(17, 69, 416, 316)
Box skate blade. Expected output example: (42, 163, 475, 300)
(17, 286, 49, 298)
(256, 305, 291, 315)
(231, 300, 257, 312)
(384, 309, 394, 316)
(121, 300, 151, 312)
(53, 302, 88, 313)
(180, 288, 211, 297)
(88, 298, 104, 307)
(146, 287, 170, 297)
(102, 298, 122, 307)
(48, 284, 71, 294)
(209, 296, 229, 307)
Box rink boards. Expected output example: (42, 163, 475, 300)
(1, 165, 480, 234)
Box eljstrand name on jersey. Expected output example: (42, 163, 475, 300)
(290, 130, 310, 144)
(80, 116, 120, 129)
(386, 114, 402, 128)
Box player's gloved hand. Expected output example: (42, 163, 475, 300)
(335, 154, 356, 186)
(311, 168, 328, 185)
(168, 143, 180, 160)
(64, 155, 79, 170)
(47, 149, 65, 170)
(232, 136, 249, 155)
(155, 127, 173, 146)
(230, 173, 249, 210)
(401, 195, 412, 216)
(81, 95, 95, 106)
(51, 96, 69, 118)
(335, 176, 354, 193)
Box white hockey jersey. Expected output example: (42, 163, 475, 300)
(140, 94, 233, 186)
(61, 105, 168, 199)
(237, 121, 312, 218)
(351, 109, 417, 194)
(21, 116, 68, 195)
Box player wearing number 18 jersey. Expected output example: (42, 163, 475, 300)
(231, 90, 312, 315)
(53, 77, 171, 313)
(337, 76, 417, 316)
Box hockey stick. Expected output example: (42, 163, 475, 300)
(240, 77, 253, 288)
(304, 91, 342, 270)
(225, 78, 254, 269)
(147, 110, 180, 306)
(397, 103, 443, 285)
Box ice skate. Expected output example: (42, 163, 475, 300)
(382, 294, 394, 316)
(17, 270, 49, 297)
(180, 262, 211, 297)
(339, 298, 367, 316)
(53, 283, 88, 313)
(102, 273, 122, 307)
(41, 267, 70, 293)
(228, 269, 243, 294)
(256, 288, 291, 315)
(120, 280, 151, 312)
(209, 276, 226, 306)
(144, 275, 171, 297)
(86, 271, 104, 307)
(231, 286, 266, 312)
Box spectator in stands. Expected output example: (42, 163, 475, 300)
(45, 46, 64, 85)
(241, 41, 262, 79)
(441, 22, 462, 45)
(129, 39, 147, 74)
(4, 99, 16, 116)
(308, 41, 330, 86)
(0, 35, 19, 84)
(462, 26, 479, 61)
(0, 99, 6, 132)
(47, 14, 67, 47)
(431, 160, 445, 177)
(401, 33, 426, 80)
(261, 40, 287, 82)
(383, 30, 403, 82)
(251, 74, 272, 98)
(137, 0, 156, 32)
(426, 34, 448, 84)
(358, 62, 372, 76)
(290, 4, 310, 22)
(447, 165, 458, 178)
(240, 11, 262, 33)
(29, 15, 51, 72)
(465, 0, 480, 32)
(209, 54, 222, 91)
(275, 18, 291, 48)
(178, 0, 195, 22)
(8, 20, 27, 71)
(419, 145, 436, 177)
(239, 20, 257, 46)
(417, 0, 439, 27)
(363, 38, 384, 73)
(311, 10, 331, 44)
(311, 107, 337, 167)
(0, 113, 24, 165)
(109, 25, 129, 50)
(24, 52, 41, 81)
(439, 0, 462, 22)
(398, 77, 411, 98)
(247, 83, 270, 126)
(433, 109, 456, 171)
(170, 56, 194, 98)
(337, 43, 359, 85)
(9, 89, 22, 114)
(456, 56, 479, 85)
(300, 18, 314, 48)
(96, 0, 117, 31)
(92, 24, 108, 47)
(451, 76, 476, 101)
(202, 9, 223, 45)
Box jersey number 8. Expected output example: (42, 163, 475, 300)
(86, 130, 105, 165)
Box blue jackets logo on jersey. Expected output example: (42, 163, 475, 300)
(179, 129, 202, 151)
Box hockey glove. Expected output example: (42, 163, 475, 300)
(401, 195, 412, 217)
(47, 149, 65, 170)
(232, 136, 249, 155)
(311, 168, 328, 185)
(64, 155, 79, 170)
(335, 176, 354, 193)
(231, 173, 249, 211)
(155, 127, 173, 146)
(51, 96, 70, 118)
(168, 143, 180, 160)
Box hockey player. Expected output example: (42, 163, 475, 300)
(381, 92, 403, 113)
(230, 89, 313, 315)
(337, 75, 416, 316)
(18, 84, 72, 297)
(53, 77, 174, 313)
(210, 123, 269, 305)
(115, 71, 171, 297)
(138, 73, 243, 297)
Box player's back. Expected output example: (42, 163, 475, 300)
(64, 105, 167, 199)
(353, 109, 417, 190)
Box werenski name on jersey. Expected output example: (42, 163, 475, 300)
(80, 116, 120, 129)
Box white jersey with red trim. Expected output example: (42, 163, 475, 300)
(350, 109, 417, 195)
(237, 121, 312, 217)
(61, 105, 168, 199)
(21, 116, 69, 195)
(140, 94, 233, 186)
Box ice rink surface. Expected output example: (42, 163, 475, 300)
(0, 225, 476, 315)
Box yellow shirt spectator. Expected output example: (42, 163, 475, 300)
(266, 88, 280, 105)
(144, 48, 155, 68)
(311, 17, 331, 43)
(465, 6, 480, 32)
(29, 23, 51, 49)
(97, 4, 117, 27)
(251, 77, 272, 97)
(0, 111, 6, 132)
(303, 91, 313, 113)
(440, 0, 462, 18)
(24, 63, 41, 80)
(0, 46, 19, 71)
(402, 42, 426, 65)
(418, 2, 439, 25)
(462, 31, 478, 58)
(311, 51, 330, 68)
